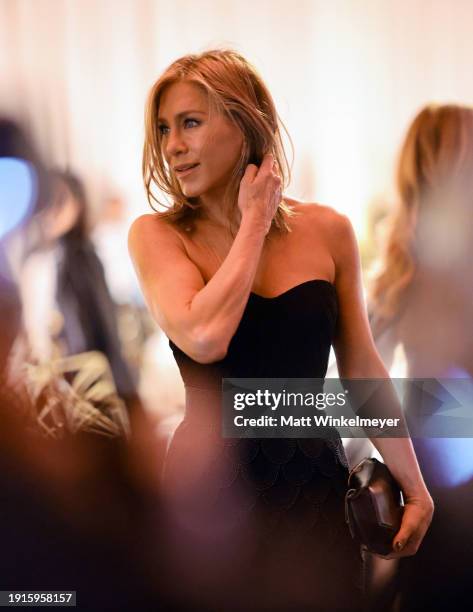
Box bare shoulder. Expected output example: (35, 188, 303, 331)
(286, 198, 352, 239)
(128, 212, 182, 250)
(286, 200, 358, 278)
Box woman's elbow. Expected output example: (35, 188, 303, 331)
(193, 334, 228, 364)
(185, 327, 229, 364)
(156, 311, 228, 364)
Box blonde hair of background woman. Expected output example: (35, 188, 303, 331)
(371, 103, 473, 335)
(143, 49, 295, 234)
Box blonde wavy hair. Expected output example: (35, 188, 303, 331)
(371, 104, 473, 333)
(142, 49, 295, 233)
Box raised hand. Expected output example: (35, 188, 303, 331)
(237, 153, 282, 234)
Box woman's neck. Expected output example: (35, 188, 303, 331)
(198, 196, 241, 233)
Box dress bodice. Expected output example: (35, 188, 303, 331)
(169, 279, 338, 388)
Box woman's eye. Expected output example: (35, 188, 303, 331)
(158, 125, 169, 136)
(184, 118, 200, 128)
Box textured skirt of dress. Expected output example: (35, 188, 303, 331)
(162, 418, 364, 612)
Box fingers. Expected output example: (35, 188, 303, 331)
(241, 163, 258, 183)
(257, 154, 280, 181)
(370, 535, 418, 561)
(242, 153, 281, 188)
(264, 154, 282, 186)
(259, 152, 274, 173)
(381, 499, 434, 559)
(392, 513, 418, 553)
(237, 152, 283, 226)
(240, 153, 272, 184)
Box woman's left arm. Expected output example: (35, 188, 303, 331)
(330, 211, 434, 558)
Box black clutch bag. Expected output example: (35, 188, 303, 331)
(345, 457, 404, 555)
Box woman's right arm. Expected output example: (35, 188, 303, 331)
(128, 155, 281, 364)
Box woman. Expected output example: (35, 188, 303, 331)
(129, 50, 433, 611)
(371, 104, 473, 375)
(371, 104, 473, 611)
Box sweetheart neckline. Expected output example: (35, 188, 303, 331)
(168, 279, 336, 353)
(249, 278, 335, 300)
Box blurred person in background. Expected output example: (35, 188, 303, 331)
(129, 49, 433, 611)
(0, 117, 179, 611)
(21, 170, 141, 413)
(370, 103, 473, 610)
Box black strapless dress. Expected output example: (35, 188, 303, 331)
(165, 280, 363, 611)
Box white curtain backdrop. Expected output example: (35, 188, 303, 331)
(2, 0, 473, 237)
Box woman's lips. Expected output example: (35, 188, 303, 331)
(175, 163, 199, 179)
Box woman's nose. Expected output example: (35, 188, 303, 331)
(165, 129, 188, 158)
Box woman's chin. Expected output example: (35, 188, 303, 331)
(181, 185, 202, 199)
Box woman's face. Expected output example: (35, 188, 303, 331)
(158, 81, 244, 204)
